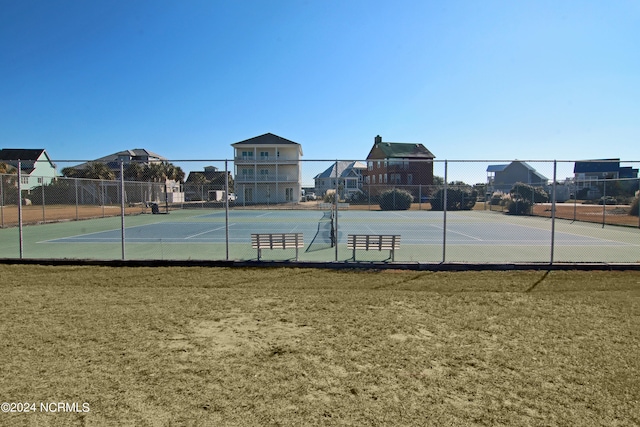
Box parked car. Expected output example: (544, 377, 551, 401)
(598, 196, 617, 205)
(305, 192, 317, 201)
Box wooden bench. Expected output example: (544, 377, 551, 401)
(251, 233, 304, 261)
(347, 234, 401, 261)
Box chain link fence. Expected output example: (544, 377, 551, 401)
(1, 159, 638, 263)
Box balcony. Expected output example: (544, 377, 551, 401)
(235, 174, 299, 183)
(234, 156, 299, 164)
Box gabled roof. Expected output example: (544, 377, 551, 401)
(366, 136, 435, 160)
(72, 149, 167, 170)
(487, 164, 508, 173)
(232, 133, 300, 146)
(93, 149, 167, 164)
(0, 148, 47, 162)
(573, 159, 620, 174)
(185, 168, 228, 183)
(314, 161, 366, 179)
(0, 149, 54, 173)
(368, 142, 435, 159)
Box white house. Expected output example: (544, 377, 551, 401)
(231, 133, 303, 204)
(314, 161, 366, 199)
(0, 148, 57, 191)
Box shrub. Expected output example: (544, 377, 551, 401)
(507, 198, 533, 215)
(510, 182, 548, 203)
(379, 189, 413, 210)
(631, 196, 639, 216)
(430, 188, 477, 211)
(323, 192, 336, 204)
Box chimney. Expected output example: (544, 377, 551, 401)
(374, 135, 382, 145)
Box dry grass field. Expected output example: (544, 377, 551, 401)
(0, 265, 638, 426)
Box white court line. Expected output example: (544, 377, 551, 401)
(186, 223, 235, 239)
(429, 224, 483, 241)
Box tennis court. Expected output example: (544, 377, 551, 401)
(2, 207, 637, 263)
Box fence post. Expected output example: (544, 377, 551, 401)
(335, 160, 339, 261)
(18, 160, 23, 258)
(442, 160, 448, 263)
(1, 175, 4, 228)
(602, 179, 606, 228)
(75, 178, 79, 221)
(41, 180, 46, 223)
(120, 161, 126, 260)
(550, 160, 557, 265)
(225, 160, 229, 261)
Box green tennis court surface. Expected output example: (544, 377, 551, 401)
(1, 209, 638, 263)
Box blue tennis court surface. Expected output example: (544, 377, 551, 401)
(41, 209, 637, 251)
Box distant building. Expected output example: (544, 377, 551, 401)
(314, 161, 366, 199)
(487, 161, 548, 192)
(573, 159, 638, 198)
(0, 148, 57, 190)
(69, 149, 167, 173)
(184, 166, 234, 201)
(231, 133, 303, 204)
(363, 135, 435, 196)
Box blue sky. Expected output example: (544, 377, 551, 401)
(1, 0, 638, 184)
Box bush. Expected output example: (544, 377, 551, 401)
(323, 192, 336, 204)
(510, 182, 548, 203)
(507, 199, 533, 215)
(430, 188, 477, 211)
(631, 197, 639, 216)
(379, 189, 413, 210)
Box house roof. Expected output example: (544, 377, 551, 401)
(314, 161, 366, 179)
(487, 164, 508, 173)
(368, 142, 435, 159)
(0, 149, 53, 173)
(232, 133, 300, 146)
(71, 149, 167, 170)
(93, 149, 167, 164)
(0, 148, 47, 162)
(185, 168, 228, 183)
(573, 159, 621, 174)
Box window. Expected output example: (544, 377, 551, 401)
(285, 188, 294, 201)
(384, 174, 388, 183)
(407, 174, 413, 185)
(368, 162, 373, 171)
(241, 151, 254, 160)
(260, 151, 269, 160)
(37, 177, 43, 184)
(379, 174, 382, 183)
(21, 177, 29, 184)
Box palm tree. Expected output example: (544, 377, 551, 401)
(83, 162, 116, 180)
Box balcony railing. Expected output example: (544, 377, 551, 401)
(234, 156, 299, 163)
(235, 174, 299, 182)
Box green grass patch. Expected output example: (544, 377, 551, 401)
(0, 266, 639, 426)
